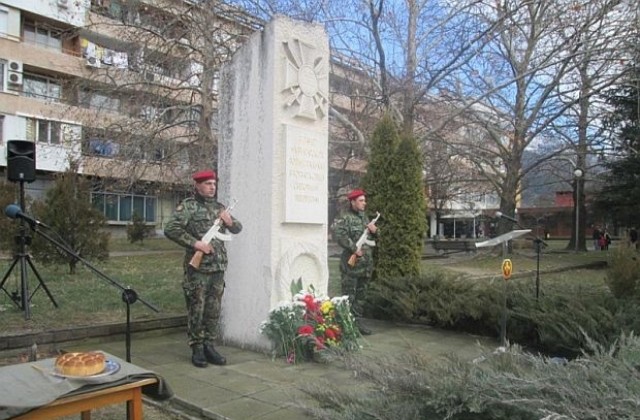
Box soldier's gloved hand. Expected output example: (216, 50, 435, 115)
(194, 240, 214, 254)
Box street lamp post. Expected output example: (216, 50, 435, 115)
(573, 168, 583, 252)
(557, 156, 583, 252)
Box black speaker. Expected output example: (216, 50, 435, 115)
(7, 140, 36, 183)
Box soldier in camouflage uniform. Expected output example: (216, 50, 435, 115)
(331, 189, 378, 335)
(164, 169, 242, 367)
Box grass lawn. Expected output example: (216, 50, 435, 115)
(0, 253, 186, 334)
(0, 246, 343, 336)
(109, 236, 183, 252)
(0, 238, 610, 336)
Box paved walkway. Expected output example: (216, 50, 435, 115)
(70, 320, 496, 419)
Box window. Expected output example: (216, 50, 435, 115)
(79, 90, 120, 112)
(0, 61, 4, 91)
(92, 192, 156, 222)
(0, 8, 8, 38)
(87, 138, 119, 156)
(83, 127, 121, 157)
(0, 115, 4, 145)
(23, 21, 62, 51)
(26, 118, 61, 144)
(23, 74, 61, 102)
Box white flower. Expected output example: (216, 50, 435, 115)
(331, 295, 350, 305)
(270, 301, 294, 313)
(293, 291, 311, 301)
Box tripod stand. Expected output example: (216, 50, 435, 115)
(0, 181, 58, 320)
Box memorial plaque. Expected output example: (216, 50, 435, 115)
(284, 125, 327, 224)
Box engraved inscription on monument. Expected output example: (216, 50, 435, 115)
(284, 125, 327, 224)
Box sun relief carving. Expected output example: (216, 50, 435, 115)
(282, 39, 329, 121)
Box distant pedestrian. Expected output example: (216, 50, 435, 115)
(600, 229, 611, 251)
(630, 227, 638, 250)
(164, 169, 243, 368)
(592, 226, 601, 251)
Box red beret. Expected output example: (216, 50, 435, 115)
(347, 189, 365, 201)
(192, 169, 217, 183)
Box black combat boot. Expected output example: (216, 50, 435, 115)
(204, 343, 227, 365)
(191, 344, 208, 368)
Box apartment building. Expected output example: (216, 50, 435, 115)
(0, 0, 258, 234)
(0, 0, 501, 238)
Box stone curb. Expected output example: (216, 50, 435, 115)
(0, 315, 187, 354)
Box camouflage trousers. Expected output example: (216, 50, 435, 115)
(341, 271, 370, 317)
(183, 268, 225, 347)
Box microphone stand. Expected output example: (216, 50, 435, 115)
(28, 224, 159, 363)
(0, 183, 57, 319)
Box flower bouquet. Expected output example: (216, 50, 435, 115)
(260, 279, 361, 363)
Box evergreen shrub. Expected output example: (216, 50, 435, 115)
(367, 271, 622, 357)
(126, 212, 154, 244)
(605, 246, 640, 298)
(304, 334, 640, 420)
(0, 181, 21, 254)
(366, 269, 501, 337)
(30, 169, 110, 274)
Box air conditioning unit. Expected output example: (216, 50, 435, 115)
(86, 56, 101, 68)
(8, 60, 23, 73)
(57, 0, 69, 8)
(8, 71, 23, 85)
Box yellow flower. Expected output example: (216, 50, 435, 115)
(320, 300, 334, 314)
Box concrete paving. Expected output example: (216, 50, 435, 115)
(71, 319, 497, 419)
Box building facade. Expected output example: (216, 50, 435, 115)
(0, 0, 257, 235)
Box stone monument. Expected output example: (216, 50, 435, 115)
(218, 16, 330, 350)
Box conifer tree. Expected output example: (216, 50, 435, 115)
(594, 58, 640, 224)
(363, 114, 426, 279)
(127, 212, 154, 245)
(31, 167, 110, 274)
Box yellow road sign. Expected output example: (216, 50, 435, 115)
(502, 259, 512, 280)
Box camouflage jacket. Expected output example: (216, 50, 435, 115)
(331, 209, 376, 275)
(164, 194, 242, 273)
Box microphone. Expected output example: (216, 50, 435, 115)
(495, 211, 519, 224)
(5, 204, 50, 228)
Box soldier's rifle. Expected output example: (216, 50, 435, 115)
(347, 211, 381, 267)
(189, 199, 238, 269)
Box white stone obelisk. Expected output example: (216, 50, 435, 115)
(218, 16, 330, 351)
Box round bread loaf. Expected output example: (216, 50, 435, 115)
(55, 352, 106, 377)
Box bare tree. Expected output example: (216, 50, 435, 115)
(231, 0, 497, 145)
(64, 0, 261, 191)
(447, 0, 628, 234)
(64, 0, 630, 238)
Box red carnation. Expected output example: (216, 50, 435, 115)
(303, 295, 318, 311)
(297, 325, 314, 336)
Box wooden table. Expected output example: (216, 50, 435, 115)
(11, 377, 158, 420)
